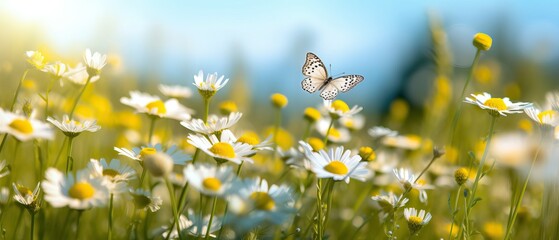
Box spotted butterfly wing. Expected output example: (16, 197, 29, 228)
(301, 52, 328, 93)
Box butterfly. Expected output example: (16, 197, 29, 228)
(301, 52, 364, 100)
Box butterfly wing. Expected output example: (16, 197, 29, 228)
(319, 83, 339, 100)
(329, 75, 364, 92)
(301, 53, 329, 93)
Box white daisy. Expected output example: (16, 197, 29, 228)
(47, 115, 101, 137)
(316, 119, 350, 143)
(372, 192, 409, 212)
(114, 143, 191, 165)
(231, 131, 273, 152)
(227, 177, 293, 231)
(64, 63, 100, 85)
(180, 112, 242, 135)
(83, 48, 107, 75)
(0, 160, 10, 179)
(43, 61, 67, 85)
(187, 130, 255, 164)
(130, 189, 162, 212)
(323, 99, 363, 119)
(368, 126, 398, 139)
(184, 163, 237, 197)
(382, 134, 422, 150)
(403, 208, 432, 234)
(12, 182, 40, 211)
(157, 209, 222, 239)
(300, 141, 371, 183)
(393, 168, 433, 201)
(465, 92, 532, 116)
(87, 159, 136, 194)
(525, 107, 559, 127)
(25, 50, 46, 70)
(41, 168, 110, 209)
(278, 147, 310, 170)
(193, 70, 229, 92)
(159, 84, 193, 99)
(0, 109, 54, 141)
(120, 91, 194, 121)
(339, 114, 365, 131)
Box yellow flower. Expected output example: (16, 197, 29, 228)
(219, 100, 238, 115)
(265, 127, 293, 150)
(390, 99, 409, 122)
(473, 33, 492, 51)
(270, 93, 288, 108)
(483, 221, 504, 240)
(303, 107, 321, 122)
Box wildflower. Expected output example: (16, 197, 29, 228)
(43, 61, 67, 85)
(157, 209, 222, 238)
(473, 33, 492, 51)
(306, 137, 325, 152)
(47, 115, 100, 138)
(143, 153, 174, 177)
(490, 132, 534, 168)
(234, 131, 273, 152)
(372, 192, 409, 212)
(316, 119, 350, 143)
(120, 91, 194, 121)
(270, 93, 288, 108)
(264, 127, 294, 150)
(323, 99, 362, 119)
(368, 126, 398, 139)
(0, 160, 10, 179)
(114, 143, 191, 165)
(382, 134, 422, 150)
(0, 109, 54, 141)
(188, 130, 255, 164)
(158, 84, 193, 99)
(83, 48, 107, 76)
(184, 163, 237, 197)
(483, 221, 504, 240)
(25, 51, 46, 70)
(278, 147, 310, 170)
(404, 208, 432, 235)
(64, 63, 99, 85)
(454, 168, 469, 186)
(193, 70, 229, 99)
(303, 107, 321, 122)
(219, 100, 238, 115)
(180, 112, 242, 135)
(393, 168, 432, 194)
(389, 99, 409, 122)
(358, 146, 376, 161)
(300, 141, 371, 183)
(525, 106, 559, 127)
(340, 114, 365, 131)
(87, 159, 136, 193)
(465, 92, 532, 117)
(130, 189, 162, 212)
(228, 177, 293, 230)
(42, 168, 110, 209)
(0, 187, 9, 206)
(12, 183, 40, 212)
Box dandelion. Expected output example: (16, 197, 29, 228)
(158, 84, 193, 99)
(120, 91, 194, 121)
(130, 189, 162, 212)
(188, 130, 255, 164)
(403, 208, 432, 235)
(0, 109, 54, 141)
(47, 115, 101, 138)
(180, 112, 242, 135)
(465, 92, 532, 117)
(184, 163, 237, 197)
(42, 167, 109, 209)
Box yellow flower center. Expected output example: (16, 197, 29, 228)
(454, 168, 469, 186)
(145, 100, 167, 114)
(323, 160, 348, 175)
(343, 119, 355, 129)
(307, 137, 324, 151)
(102, 169, 120, 178)
(69, 182, 95, 200)
(303, 107, 321, 122)
(65, 119, 83, 126)
(237, 132, 261, 146)
(140, 147, 157, 158)
(17, 186, 33, 197)
(483, 98, 507, 111)
(473, 32, 493, 51)
(9, 119, 33, 134)
(219, 100, 238, 115)
(409, 216, 423, 225)
(537, 110, 556, 123)
(331, 100, 350, 113)
(328, 127, 341, 139)
(359, 146, 376, 161)
(270, 93, 288, 108)
(249, 192, 276, 211)
(209, 142, 236, 158)
(202, 177, 222, 191)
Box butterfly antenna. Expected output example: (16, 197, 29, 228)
(329, 64, 332, 74)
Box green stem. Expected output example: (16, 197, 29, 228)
(323, 119, 335, 145)
(316, 178, 323, 240)
(504, 134, 543, 239)
(138, 167, 146, 189)
(75, 211, 83, 240)
(302, 121, 312, 140)
(148, 117, 157, 145)
(108, 194, 114, 240)
(197, 192, 205, 240)
(165, 177, 182, 240)
(65, 137, 75, 175)
(203, 96, 212, 124)
(216, 162, 244, 239)
(272, 108, 282, 160)
(69, 75, 92, 119)
(204, 196, 218, 239)
(52, 137, 67, 169)
(0, 69, 28, 155)
(30, 213, 35, 240)
(448, 185, 462, 240)
(177, 149, 200, 211)
(322, 180, 335, 233)
(340, 183, 375, 236)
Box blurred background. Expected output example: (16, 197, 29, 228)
(1, 0, 559, 113)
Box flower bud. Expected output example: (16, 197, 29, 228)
(143, 153, 173, 177)
(270, 93, 288, 109)
(473, 33, 492, 51)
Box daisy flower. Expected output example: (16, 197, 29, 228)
(12, 183, 40, 211)
(368, 126, 398, 139)
(114, 143, 191, 165)
(404, 208, 432, 234)
(184, 163, 237, 197)
(227, 177, 293, 231)
(0, 109, 54, 141)
(43, 61, 67, 83)
(47, 115, 101, 138)
(0, 160, 10, 179)
(232, 131, 273, 152)
(83, 48, 107, 76)
(87, 159, 136, 194)
(180, 112, 242, 135)
(42, 168, 110, 209)
(130, 189, 162, 212)
(25, 50, 46, 70)
(382, 134, 422, 150)
(120, 91, 194, 121)
(193, 70, 229, 93)
(323, 99, 363, 119)
(278, 147, 310, 170)
(525, 107, 559, 127)
(64, 63, 100, 85)
(464, 92, 532, 117)
(188, 130, 255, 164)
(156, 209, 222, 239)
(300, 141, 371, 183)
(159, 84, 193, 99)
(316, 119, 350, 143)
(393, 168, 433, 201)
(372, 192, 409, 212)
(339, 114, 365, 131)
(0, 187, 9, 205)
